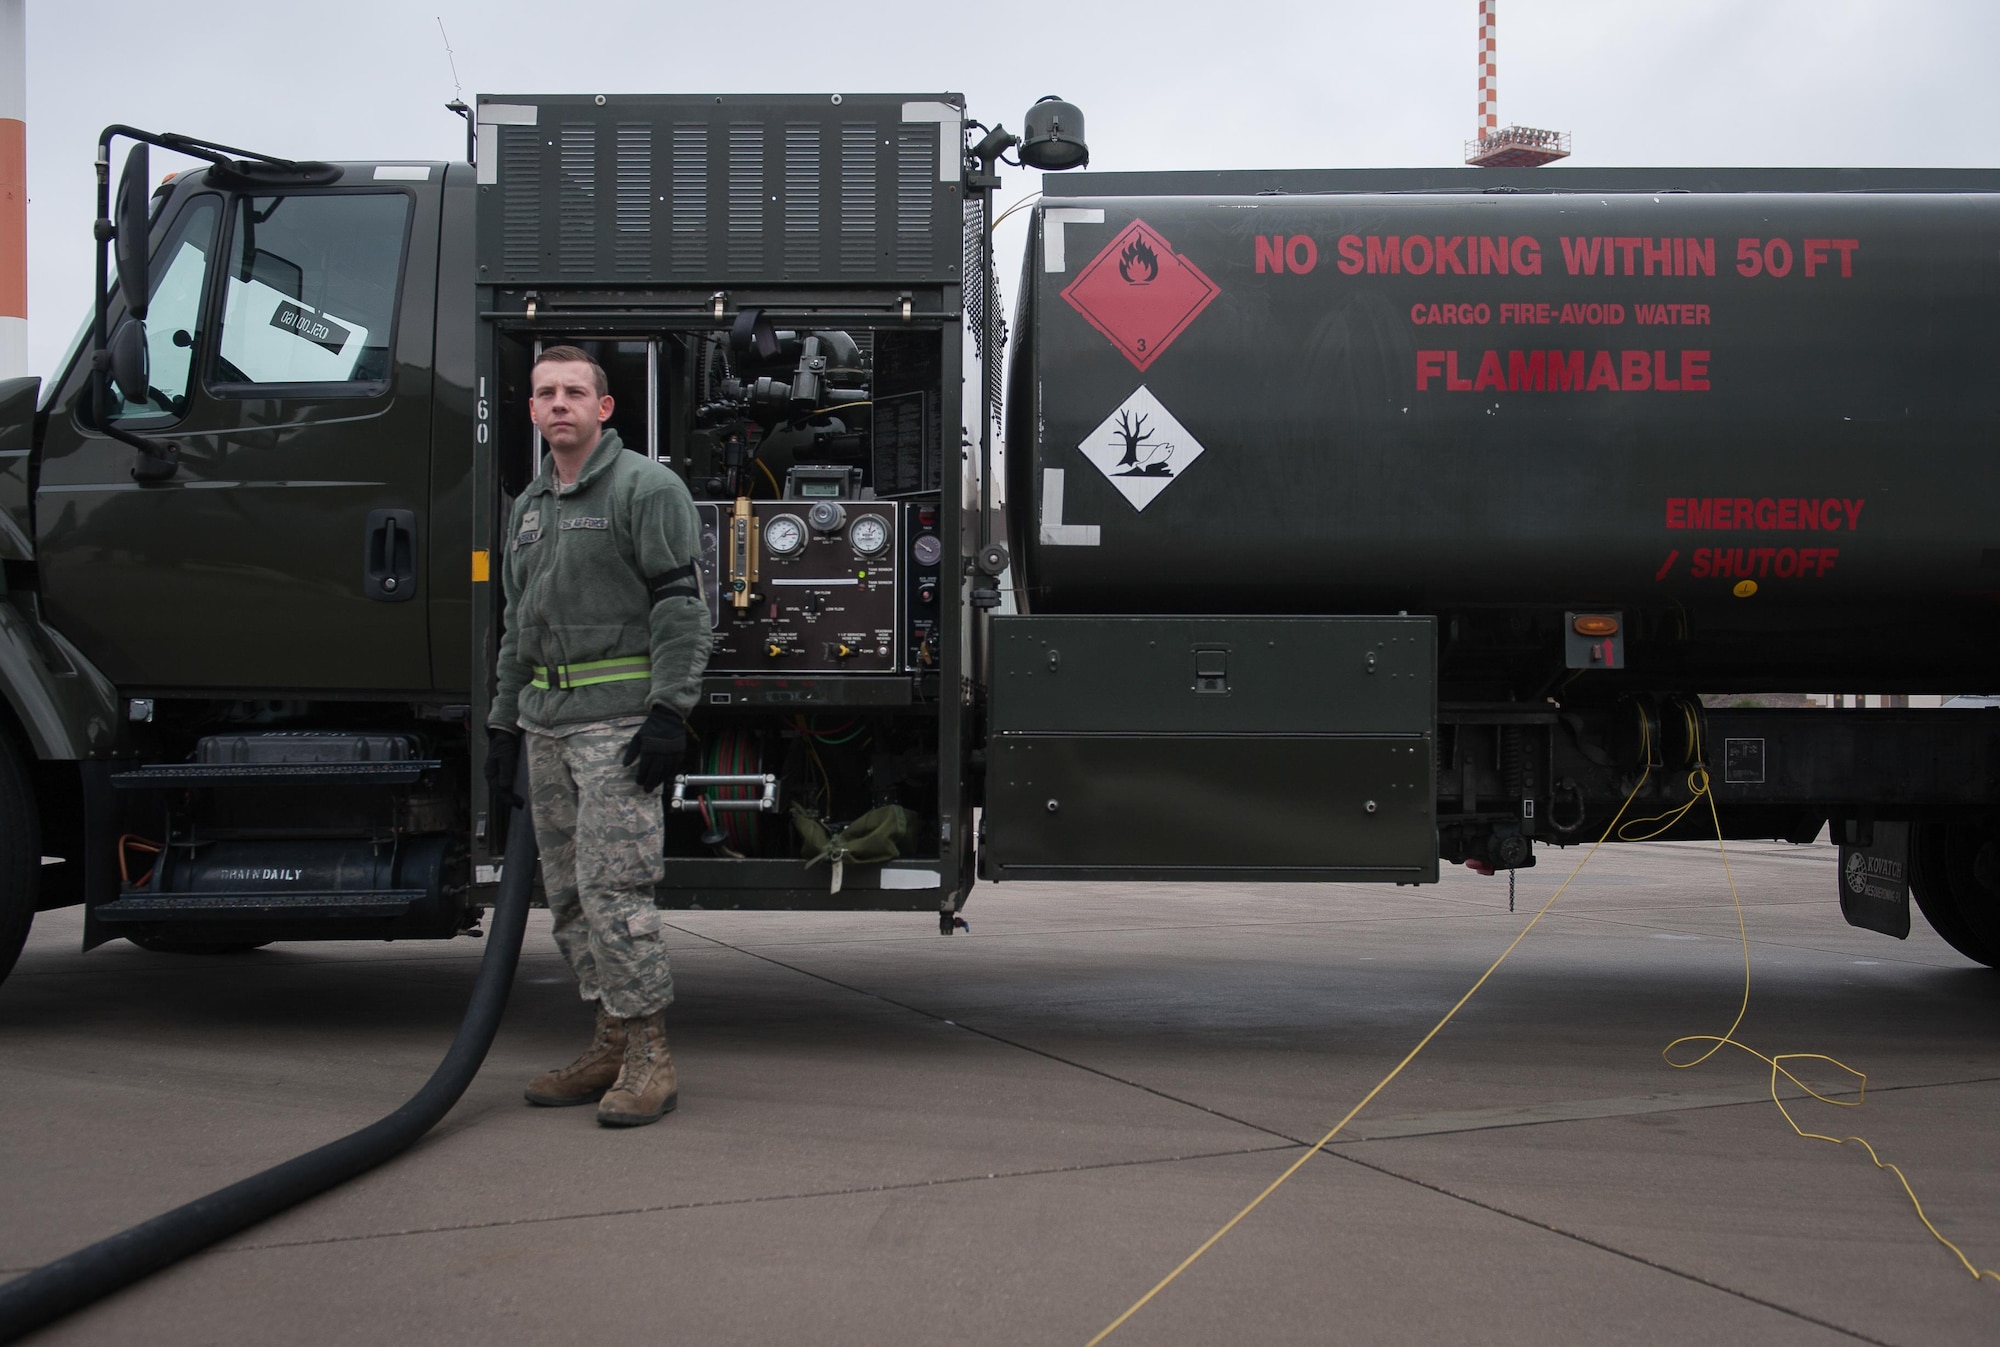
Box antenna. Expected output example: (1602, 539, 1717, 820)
(1464, 0, 1570, 168)
(437, 17, 473, 164)
(436, 17, 463, 103)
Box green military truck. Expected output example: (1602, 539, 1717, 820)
(3, 92, 1999, 988)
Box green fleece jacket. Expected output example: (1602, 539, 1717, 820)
(490, 428, 712, 731)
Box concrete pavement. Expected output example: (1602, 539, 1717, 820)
(2, 838, 1997, 1344)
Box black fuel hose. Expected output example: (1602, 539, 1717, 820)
(0, 789, 538, 1344)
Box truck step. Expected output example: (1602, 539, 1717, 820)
(92, 890, 426, 922)
(110, 761, 441, 789)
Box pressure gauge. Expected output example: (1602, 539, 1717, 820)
(912, 534, 944, 566)
(764, 513, 807, 557)
(849, 515, 890, 556)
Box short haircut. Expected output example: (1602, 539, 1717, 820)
(531, 344, 608, 398)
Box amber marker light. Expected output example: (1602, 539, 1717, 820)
(1572, 614, 1620, 637)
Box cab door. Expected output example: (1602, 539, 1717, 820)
(35, 176, 438, 692)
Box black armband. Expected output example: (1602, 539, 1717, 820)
(646, 562, 701, 606)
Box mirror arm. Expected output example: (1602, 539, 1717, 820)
(83, 360, 179, 483)
(118, 426, 180, 483)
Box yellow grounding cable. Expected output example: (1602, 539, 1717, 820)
(1660, 761, 1998, 1285)
(1088, 719, 1995, 1345)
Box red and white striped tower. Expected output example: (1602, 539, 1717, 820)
(0, 1, 23, 377)
(1477, 0, 1498, 148)
(1465, 0, 1569, 168)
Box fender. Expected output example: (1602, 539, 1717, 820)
(0, 603, 119, 760)
(0, 374, 36, 565)
(0, 376, 121, 760)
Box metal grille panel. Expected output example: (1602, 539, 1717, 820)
(896, 128, 935, 274)
(500, 126, 541, 273)
(477, 95, 963, 286)
(783, 123, 822, 274)
(670, 122, 709, 274)
(727, 123, 765, 273)
(559, 122, 597, 274)
(615, 123, 652, 275)
(839, 122, 878, 274)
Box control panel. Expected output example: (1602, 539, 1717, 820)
(699, 502, 899, 673)
(903, 502, 945, 672)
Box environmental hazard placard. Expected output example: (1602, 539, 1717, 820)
(1061, 220, 1219, 372)
(1077, 385, 1205, 512)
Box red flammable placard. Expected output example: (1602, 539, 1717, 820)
(1060, 220, 1220, 373)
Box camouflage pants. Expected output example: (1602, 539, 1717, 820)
(526, 724, 675, 1019)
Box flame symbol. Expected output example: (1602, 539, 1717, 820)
(1117, 238, 1158, 284)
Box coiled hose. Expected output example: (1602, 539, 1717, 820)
(0, 781, 539, 1343)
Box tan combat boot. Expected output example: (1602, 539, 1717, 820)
(597, 1010, 678, 1127)
(524, 1006, 627, 1106)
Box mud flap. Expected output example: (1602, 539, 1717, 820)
(1838, 820, 1911, 939)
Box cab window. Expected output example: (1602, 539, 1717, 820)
(211, 192, 411, 392)
(110, 194, 220, 422)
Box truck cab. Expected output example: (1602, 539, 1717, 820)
(0, 152, 479, 969)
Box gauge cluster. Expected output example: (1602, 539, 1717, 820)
(697, 501, 903, 674)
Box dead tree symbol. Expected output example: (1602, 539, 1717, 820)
(1113, 410, 1154, 471)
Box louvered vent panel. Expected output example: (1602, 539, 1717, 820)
(727, 123, 765, 273)
(478, 97, 960, 286)
(839, 123, 878, 273)
(558, 123, 597, 274)
(501, 126, 542, 274)
(894, 128, 935, 274)
(670, 122, 709, 273)
(615, 123, 653, 275)
(783, 123, 822, 274)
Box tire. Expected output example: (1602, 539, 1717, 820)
(127, 938, 271, 956)
(1910, 821, 2000, 968)
(0, 727, 40, 987)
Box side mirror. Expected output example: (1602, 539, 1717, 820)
(113, 143, 151, 318)
(108, 317, 150, 406)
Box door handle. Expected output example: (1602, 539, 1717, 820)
(364, 508, 418, 603)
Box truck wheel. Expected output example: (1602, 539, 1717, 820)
(1910, 821, 2000, 968)
(0, 727, 39, 987)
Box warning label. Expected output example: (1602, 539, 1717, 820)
(1077, 385, 1206, 512)
(1061, 220, 1220, 372)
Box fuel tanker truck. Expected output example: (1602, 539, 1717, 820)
(1, 92, 1997, 992)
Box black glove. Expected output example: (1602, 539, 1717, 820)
(621, 705, 686, 793)
(485, 727, 524, 814)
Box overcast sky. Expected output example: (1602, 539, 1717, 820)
(16, 0, 1999, 377)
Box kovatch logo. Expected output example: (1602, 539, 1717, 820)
(1061, 220, 1220, 372)
(1077, 385, 1207, 512)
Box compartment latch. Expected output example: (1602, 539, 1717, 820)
(1193, 647, 1229, 695)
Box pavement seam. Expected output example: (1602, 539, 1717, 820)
(1325, 1149, 1898, 1347)
(660, 921, 1310, 1146)
(99, 1142, 1305, 1263)
(1335, 1073, 2000, 1143)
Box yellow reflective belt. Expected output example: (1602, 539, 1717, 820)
(530, 657, 652, 691)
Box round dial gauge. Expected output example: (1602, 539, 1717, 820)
(849, 515, 890, 556)
(764, 513, 807, 557)
(912, 534, 944, 566)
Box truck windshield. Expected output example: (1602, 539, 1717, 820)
(213, 192, 410, 389)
